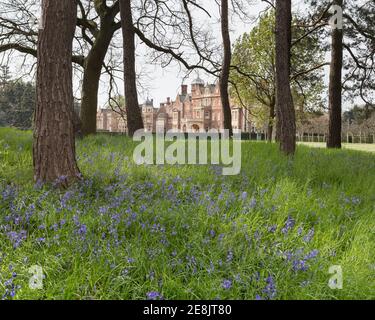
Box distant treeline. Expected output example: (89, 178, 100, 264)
(0, 80, 35, 129)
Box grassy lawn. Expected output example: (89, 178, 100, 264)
(0, 127, 374, 300)
(298, 142, 375, 153)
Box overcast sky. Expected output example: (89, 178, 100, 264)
(98, 0, 317, 109)
(3, 0, 346, 110)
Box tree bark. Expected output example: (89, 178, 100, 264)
(80, 7, 120, 136)
(33, 0, 81, 186)
(275, 102, 281, 142)
(80, 26, 114, 136)
(220, 0, 233, 137)
(267, 101, 276, 142)
(275, 0, 296, 155)
(119, 0, 144, 137)
(327, 0, 343, 149)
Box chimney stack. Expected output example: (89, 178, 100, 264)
(181, 85, 188, 95)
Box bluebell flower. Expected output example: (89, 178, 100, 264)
(292, 259, 308, 272)
(263, 275, 277, 299)
(304, 249, 319, 260)
(303, 228, 315, 243)
(268, 225, 277, 233)
(281, 216, 295, 234)
(226, 250, 234, 263)
(249, 197, 257, 209)
(207, 261, 215, 274)
(222, 279, 232, 290)
(37, 237, 46, 244)
(146, 291, 163, 300)
(7, 230, 27, 249)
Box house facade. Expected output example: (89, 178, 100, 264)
(97, 77, 252, 133)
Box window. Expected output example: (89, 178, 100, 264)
(205, 111, 210, 119)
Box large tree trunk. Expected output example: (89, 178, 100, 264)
(119, 0, 144, 137)
(80, 29, 113, 136)
(327, 0, 343, 149)
(267, 101, 276, 143)
(80, 10, 119, 136)
(33, 0, 81, 186)
(220, 0, 233, 137)
(275, 0, 296, 155)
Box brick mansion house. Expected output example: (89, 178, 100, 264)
(97, 77, 252, 133)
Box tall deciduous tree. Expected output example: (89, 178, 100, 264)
(327, 0, 343, 148)
(231, 11, 325, 142)
(275, 0, 296, 155)
(33, 0, 81, 186)
(220, 0, 233, 136)
(79, 0, 122, 136)
(119, 0, 143, 137)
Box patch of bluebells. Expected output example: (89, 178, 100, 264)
(59, 191, 75, 211)
(7, 230, 27, 249)
(222, 279, 232, 290)
(1, 185, 17, 202)
(1, 267, 20, 300)
(343, 195, 361, 206)
(284, 248, 320, 272)
(281, 215, 295, 234)
(0, 164, 327, 300)
(73, 215, 87, 240)
(146, 291, 163, 300)
(264, 275, 277, 299)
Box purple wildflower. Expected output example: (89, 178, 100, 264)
(207, 261, 215, 274)
(146, 291, 163, 300)
(249, 197, 257, 209)
(303, 228, 315, 243)
(222, 279, 232, 290)
(226, 250, 234, 263)
(268, 225, 277, 233)
(36, 237, 46, 244)
(281, 216, 295, 234)
(7, 230, 27, 249)
(263, 275, 277, 299)
(304, 249, 319, 260)
(292, 259, 308, 272)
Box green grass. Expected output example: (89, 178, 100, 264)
(0, 127, 374, 300)
(298, 141, 375, 153)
